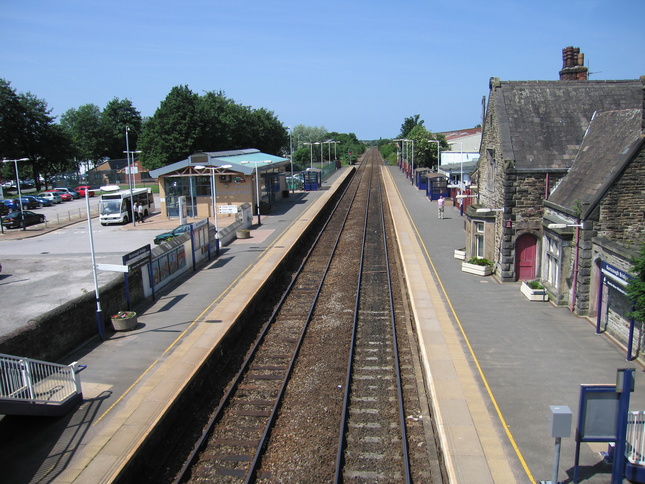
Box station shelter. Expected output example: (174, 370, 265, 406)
(425, 173, 450, 201)
(148, 149, 290, 221)
(414, 168, 432, 191)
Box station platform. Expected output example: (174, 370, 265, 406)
(2, 159, 643, 484)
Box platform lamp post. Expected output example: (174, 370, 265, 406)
(195, 164, 232, 256)
(241, 160, 271, 226)
(3, 157, 29, 231)
(304, 142, 314, 170)
(289, 127, 294, 193)
(85, 189, 105, 340)
(124, 127, 141, 226)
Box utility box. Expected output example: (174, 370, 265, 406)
(550, 405, 572, 438)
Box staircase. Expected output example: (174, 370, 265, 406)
(0, 353, 84, 417)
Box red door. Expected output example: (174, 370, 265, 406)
(515, 234, 537, 281)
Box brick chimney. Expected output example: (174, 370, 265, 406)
(559, 46, 588, 81)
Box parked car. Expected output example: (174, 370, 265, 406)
(39, 192, 63, 204)
(55, 187, 80, 199)
(12, 197, 39, 210)
(26, 195, 52, 207)
(44, 190, 73, 201)
(1, 210, 46, 229)
(0, 202, 11, 216)
(74, 185, 95, 197)
(153, 224, 192, 245)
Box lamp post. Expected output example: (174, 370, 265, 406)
(289, 127, 294, 193)
(428, 139, 440, 171)
(241, 160, 271, 226)
(85, 190, 105, 340)
(195, 164, 232, 256)
(2, 157, 29, 231)
(304, 142, 314, 170)
(124, 127, 141, 226)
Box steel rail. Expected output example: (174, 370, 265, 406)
(174, 163, 367, 483)
(335, 152, 411, 482)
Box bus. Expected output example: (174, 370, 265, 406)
(99, 186, 154, 225)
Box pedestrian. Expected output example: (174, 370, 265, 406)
(137, 203, 144, 223)
(437, 196, 445, 219)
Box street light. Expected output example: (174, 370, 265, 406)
(303, 142, 314, 170)
(124, 127, 141, 226)
(2, 157, 29, 231)
(241, 160, 271, 225)
(195, 164, 232, 255)
(289, 127, 294, 193)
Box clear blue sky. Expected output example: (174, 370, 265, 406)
(1, 0, 643, 141)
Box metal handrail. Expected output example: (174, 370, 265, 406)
(0, 353, 83, 406)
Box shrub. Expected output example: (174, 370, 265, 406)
(526, 280, 544, 290)
(467, 257, 492, 267)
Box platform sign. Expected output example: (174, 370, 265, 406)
(218, 205, 238, 214)
(123, 244, 152, 271)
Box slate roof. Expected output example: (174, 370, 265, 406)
(547, 108, 644, 218)
(491, 79, 643, 170)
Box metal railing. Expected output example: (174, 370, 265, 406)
(627, 410, 645, 465)
(0, 353, 83, 407)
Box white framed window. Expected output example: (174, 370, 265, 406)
(543, 234, 560, 288)
(475, 221, 485, 258)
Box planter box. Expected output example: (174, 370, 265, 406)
(461, 261, 493, 276)
(236, 230, 250, 239)
(454, 249, 466, 260)
(111, 314, 138, 331)
(520, 282, 549, 302)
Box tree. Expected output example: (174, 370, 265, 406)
(406, 125, 449, 170)
(0, 79, 71, 190)
(627, 243, 645, 326)
(60, 104, 106, 168)
(140, 87, 289, 170)
(102, 98, 142, 159)
(139, 85, 202, 170)
(399, 114, 424, 139)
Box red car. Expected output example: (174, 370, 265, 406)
(44, 190, 73, 201)
(75, 186, 95, 197)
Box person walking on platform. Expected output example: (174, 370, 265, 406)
(437, 196, 445, 219)
(137, 203, 144, 223)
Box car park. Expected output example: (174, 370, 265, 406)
(44, 190, 73, 201)
(153, 224, 192, 245)
(55, 188, 80, 199)
(11, 197, 39, 210)
(39, 192, 63, 204)
(1, 210, 46, 229)
(26, 195, 52, 207)
(74, 186, 95, 197)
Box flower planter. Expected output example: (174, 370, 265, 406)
(520, 282, 549, 302)
(454, 249, 466, 260)
(461, 261, 493, 276)
(236, 229, 250, 239)
(111, 312, 138, 331)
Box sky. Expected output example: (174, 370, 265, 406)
(1, 0, 644, 141)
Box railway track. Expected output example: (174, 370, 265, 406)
(173, 148, 442, 483)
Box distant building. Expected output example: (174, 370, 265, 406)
(438, 127, 481, 188)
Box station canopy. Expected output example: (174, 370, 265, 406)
(149, 149, 289, 178)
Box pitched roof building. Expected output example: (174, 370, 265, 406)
(465, 47, 643, 283)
